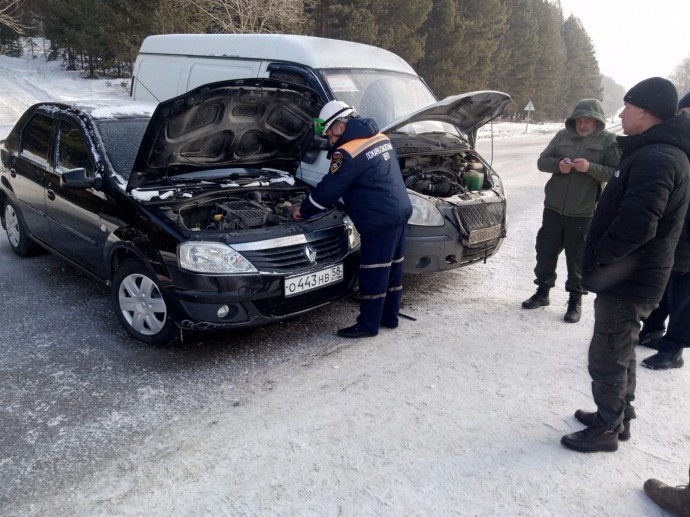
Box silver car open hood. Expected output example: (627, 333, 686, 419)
(381, 90, 512, 145)
(128, 78, 321, 191)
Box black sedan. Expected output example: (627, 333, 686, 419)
(0, 79, 360, 346)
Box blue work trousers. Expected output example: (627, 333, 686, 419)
(356, 223, 407, 334)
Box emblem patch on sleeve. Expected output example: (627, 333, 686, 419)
(330, 151, 344, 174)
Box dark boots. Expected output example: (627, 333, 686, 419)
(522, 288, 582, 323)
(564, 292, 582, 323)
(574, 409, 631, 440)
(638, 329, 665, 349)
(522, 286, 550, 309)
(644, 465, 690, 516)
(642, 349, 684, 370)
(561, 424, 619, 453)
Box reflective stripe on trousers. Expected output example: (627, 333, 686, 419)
(356, 223, 407, 333)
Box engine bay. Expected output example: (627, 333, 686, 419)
(160, 188, 309, 232)
(390, 133, 488, 197)
(400, 151, 486, 197)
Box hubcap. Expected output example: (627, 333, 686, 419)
(5, 204, 21, 248)
(118, 273, 167, 336)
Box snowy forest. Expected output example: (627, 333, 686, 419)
(1, 0, 689, 121)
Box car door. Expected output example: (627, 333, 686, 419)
(10, 111, 53, 240)
(44, 117, 107, 278)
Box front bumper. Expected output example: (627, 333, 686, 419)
(403, 195, 507, 274)
(163, 251, 360, 330)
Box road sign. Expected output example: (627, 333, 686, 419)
(524, 100, 535, 131)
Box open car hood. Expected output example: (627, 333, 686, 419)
(381, 90, 512, 144)
(128, 78, 322, 191)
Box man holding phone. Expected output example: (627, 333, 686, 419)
(522, 98, 621, 323)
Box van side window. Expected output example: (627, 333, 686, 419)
(57, 121, 95, 177)
(266, 64, 328, 102)
(20, 113, 53, 167)
(269, 69, 308, 87)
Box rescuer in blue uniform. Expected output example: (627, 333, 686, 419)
(294, 101, 412, 338)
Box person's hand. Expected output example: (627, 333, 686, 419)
(292, 206, 302, 220)
(559, 158, 574, 173)
(571, 158, 590, 172)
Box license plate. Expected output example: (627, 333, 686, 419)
(468, 225, 502, 245)
(284, 264, 344, 297)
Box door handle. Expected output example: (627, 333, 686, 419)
(9, 168, 16, 178)
(47, 189, 56, 201)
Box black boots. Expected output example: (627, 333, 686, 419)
(522, 286, 550, 309)
(642, 349, 684, 370)
(574, 409, 631, 440)
(561, 424, 619, 453)
(644, 465, 690, 516)
(564, 293, 582, 323)
(522, 288, 582, 323)
(638, 329, 664, 349)
(337, 324, 377, 339)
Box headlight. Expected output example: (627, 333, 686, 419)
(343, 216, 361, 250)
(491, 172, 505, 196)
(178, 242, 258, 274)
(408, 194, 444, 226)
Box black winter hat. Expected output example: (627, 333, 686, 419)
(624, 77, 678, 120)
(679, 92, 690, 110)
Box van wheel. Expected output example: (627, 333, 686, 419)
(112, 260, 177, 347)
(4, 200, 36, 257)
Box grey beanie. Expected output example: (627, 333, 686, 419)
(624, 77, 678, 120)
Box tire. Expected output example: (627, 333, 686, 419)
(112, 260, 178, 347)
(4, 199, 37, 257)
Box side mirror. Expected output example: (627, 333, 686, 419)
(61, 168, 101, 189)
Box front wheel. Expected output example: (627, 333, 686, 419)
(4, 200, 37, 257)
(112, 260, 178, 347)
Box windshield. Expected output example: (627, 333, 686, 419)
(95, 118, 149, 179)
(322, 70, 457, 135)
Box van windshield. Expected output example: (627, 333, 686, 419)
(322, 70, 458, 136)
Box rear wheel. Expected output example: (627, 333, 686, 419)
(4, 200, 36, 257)
(112, 260, 177, 347)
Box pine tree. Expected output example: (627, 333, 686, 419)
(491, 0, 539, 119)
(531, 0, 566, 120)
(373, 0, 432, 66)
(561, 15, 602, 110)
(416, 0, 460, 97)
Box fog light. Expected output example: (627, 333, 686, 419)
(217, 305, 230, 318)
(416, 257, 431, 269)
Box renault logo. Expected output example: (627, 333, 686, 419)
(304, 245, 317, 264)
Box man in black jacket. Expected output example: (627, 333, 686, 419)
(639, 92, 690, 370)
(561, 78, 690, 453)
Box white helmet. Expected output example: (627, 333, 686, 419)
(317, 100, 355, 135)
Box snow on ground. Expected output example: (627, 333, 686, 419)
(0, 51, 685, 516)
(0, 54, 132, 140)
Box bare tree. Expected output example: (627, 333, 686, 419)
(0, 0, 25, 33)
(153, 0, 211, 34)
(187, 0, 313, 34)
(669, 54, 690, 97)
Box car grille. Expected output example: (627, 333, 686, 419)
(253, 282, 349, 317)
(240, 227, 349, 272)
(454, 199, 506, 263)
(455, 199, 506, 234)
(463, 240, 500, 262)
